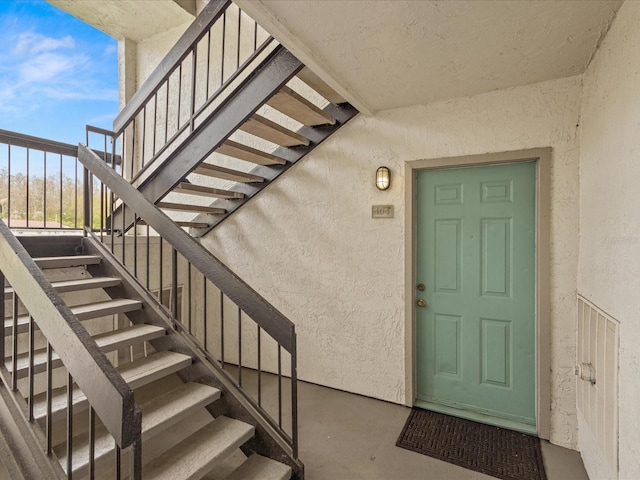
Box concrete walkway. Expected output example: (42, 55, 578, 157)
(296, 380, 588, 480)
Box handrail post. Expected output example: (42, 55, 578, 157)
(83, 166, 91, 235)
(0, 273, 4, 365)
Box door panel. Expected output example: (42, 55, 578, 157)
(416, 161, 536, 429)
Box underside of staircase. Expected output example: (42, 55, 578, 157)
(1, 234, 294, 479)
(107, 0, 358, 239)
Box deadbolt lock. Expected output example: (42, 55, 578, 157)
(417, 299, 427, 308)
(417, 283, 425, 291)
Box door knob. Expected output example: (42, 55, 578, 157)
(417, 299, 427, 308)
(417, 283, 425, 291)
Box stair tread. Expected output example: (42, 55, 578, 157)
(145, 416, 255, 480)
(33, 255, 101, 269)
(138, 219, 211, 229)
(240, 114, 310, 147)
(193, 163, 265, 183)
(225, 454, 292, 480)
(267, 85, 336, 127)
(4, 324, 165, 378)
(4, 276, 121, 300)
(297, 67, 347, 105)
(174, 182, 245, 200)
(56, 382, 221, 477)
(32, 351, 193, 422)
(4, 298, 143, 335)
(216, 140, 286, 167)
(157, 202, 226, 215)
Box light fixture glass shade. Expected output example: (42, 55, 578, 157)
(376, 166, 390, 190)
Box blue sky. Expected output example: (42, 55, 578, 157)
(0, 0, 118, 145)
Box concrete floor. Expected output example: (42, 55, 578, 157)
(0, 373, 589, 480)
(295, 380, 589, 480)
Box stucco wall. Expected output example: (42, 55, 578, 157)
(579, 1, 640, 478)
(200, 75, 582, 448)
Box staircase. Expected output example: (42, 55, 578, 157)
(0, 1, 358, 478)
(106, 0, 358, 238)
(2, 231, 293, 479)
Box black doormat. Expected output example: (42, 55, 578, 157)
(396, 408, 546, 480)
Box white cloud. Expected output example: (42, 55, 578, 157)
(0, 28, 116, 117)
(18, 51, 88, 83)
(13, 32, 75, 55)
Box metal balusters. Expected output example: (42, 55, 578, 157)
(59, 153, 63, 228)
(43, 151, 47, 228)
(159, 237, 164, 300)
(278, 344, 282, 428)
(46, 343, 53, 455)
(221, 11, 226, 83)
(172, 247, 178, 325)
(89, 407, 96, 479)
(203, 276, 208, 350)
(218, 289, 222, 366)
(7, 144, 10, 228)
(237, 307, 242, 387)
(26, 148, 29, 227)
(75, 155, 78, 228)
(121, 204, 126, 265)
(153, 94, 158, 156)
(11, 292, 18, 391)
(291, 338, 298, 458)
(146, 224, 150, 289)
(164, 80, 170, 144)
(67, 372, 73, 479)
(28, 315, 35, 421)
(0, 274, 4, 365)
(115, 444, 121, 480)
(257, 326, 262, 406)
(190, 49, 198, 132)
(237, 8, 241, 70)
(187, 262, 192, 332)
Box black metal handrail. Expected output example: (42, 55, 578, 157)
(79, 142, 299, 458)
(0, 129, 121, 231)
(0, 218, 142, 478)
(111, 0, 276, 183)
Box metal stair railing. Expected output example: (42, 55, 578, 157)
(79, 142, 301, 465)
(112, 0, 277, 185)
(0, 219, 142, 479)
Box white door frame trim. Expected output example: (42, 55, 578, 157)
(403, 147, 551, 440)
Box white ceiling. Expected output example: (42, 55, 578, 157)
(49, 0, 197, 42)
(236, 0, 622, 114)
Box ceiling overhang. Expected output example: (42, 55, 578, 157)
(236, 0, 622, 115)
(48, 0, 197, 42)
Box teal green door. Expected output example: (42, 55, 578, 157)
(416, 161, 536, 432)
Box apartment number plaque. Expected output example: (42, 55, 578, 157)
(372, 205, 394, 218)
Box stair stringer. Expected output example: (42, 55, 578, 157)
(189, 101, 359, 237)
(110, 45, 304, 234)
(80, 235, 304, 479)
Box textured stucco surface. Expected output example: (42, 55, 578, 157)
(237, 0, 620, 113)
(200, 75, 582, 448)
(578, 1, 640, 478)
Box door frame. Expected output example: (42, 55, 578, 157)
(404, 148, 551, 440)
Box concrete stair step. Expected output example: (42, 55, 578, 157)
(5, 324, 165, 379)
(239, 114, 310, 147)
(224, 454, 292, 480)
(4, 298, 143, 335)
(33, 255, 101, 269)
(216, 140, 286, 167)
(144, 416, 254, 480)
(32, 351, 193, 423)
(267, 85, 336, 127)
(3, 276, 121, 300)
(56, 382, 221, 478)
